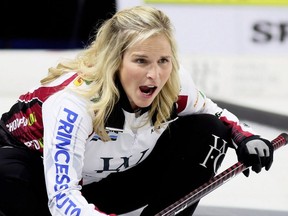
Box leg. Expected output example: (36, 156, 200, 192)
(0, 146, 51, 216)
(140, 114, 232, 215)
(82, 114, 231, 216)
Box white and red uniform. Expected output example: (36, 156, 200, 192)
(0, 67, 254, 215)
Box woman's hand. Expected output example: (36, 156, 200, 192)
(236, 135, 274, 177)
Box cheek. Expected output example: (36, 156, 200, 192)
(161, 70, 172, 83)
(158, 71, 172, 90)
(120, 65, 144, 83)
(120, 69, 133, 84)
(119, 68, 138, 91)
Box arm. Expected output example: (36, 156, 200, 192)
(42, 90, 113, 216)
(177, 66, 274, 176)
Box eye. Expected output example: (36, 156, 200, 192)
(135, 58, 147, 64)
(158, 58, 169, 64)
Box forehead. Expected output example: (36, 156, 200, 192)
(127, 34, 172, 55)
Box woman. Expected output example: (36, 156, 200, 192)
(0, 5, 273, 216)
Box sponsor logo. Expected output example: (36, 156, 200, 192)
(6, 112, 37, 132)
(95, 149, 149, 173)
(53, 108, 81, 215)
(91, 127, 123, 141)
(200, 134, 228, 174)
(73, 77, 84, 86)
(252, 21, 288, 44)
(24, 138, 43, 150)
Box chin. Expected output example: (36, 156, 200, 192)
(137, 102, 152, 108)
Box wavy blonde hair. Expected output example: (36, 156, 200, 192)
(41, 5, 181, 141)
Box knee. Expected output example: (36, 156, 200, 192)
(176, 114, 230, 138)
(170, 114, 232, 159)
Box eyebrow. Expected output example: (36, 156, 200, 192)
(132, 54, 172, 59)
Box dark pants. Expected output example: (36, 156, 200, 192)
(0, 114, 231, 216)
(0, 147, 50, 216)
(82, 114, 232, 215)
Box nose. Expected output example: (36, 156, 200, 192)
(146, 65, 159, 80)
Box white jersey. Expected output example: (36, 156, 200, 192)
(1, 67, 255, 215)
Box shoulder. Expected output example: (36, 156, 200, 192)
(42, 72, 94, 120)
(42, 89, 94, 134)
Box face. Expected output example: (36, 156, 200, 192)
(119, 34, 173, 110)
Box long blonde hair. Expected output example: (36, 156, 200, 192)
(41, 5, 181, 141)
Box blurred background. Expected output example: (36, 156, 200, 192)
(0, 0, 287, 215)
(0, 0, 116, 49)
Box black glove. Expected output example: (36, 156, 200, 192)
(236, 135, 274, 177)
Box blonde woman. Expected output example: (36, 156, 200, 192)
(0, 5, 273, 216)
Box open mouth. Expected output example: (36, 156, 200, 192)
(139, 85, 157, 96)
